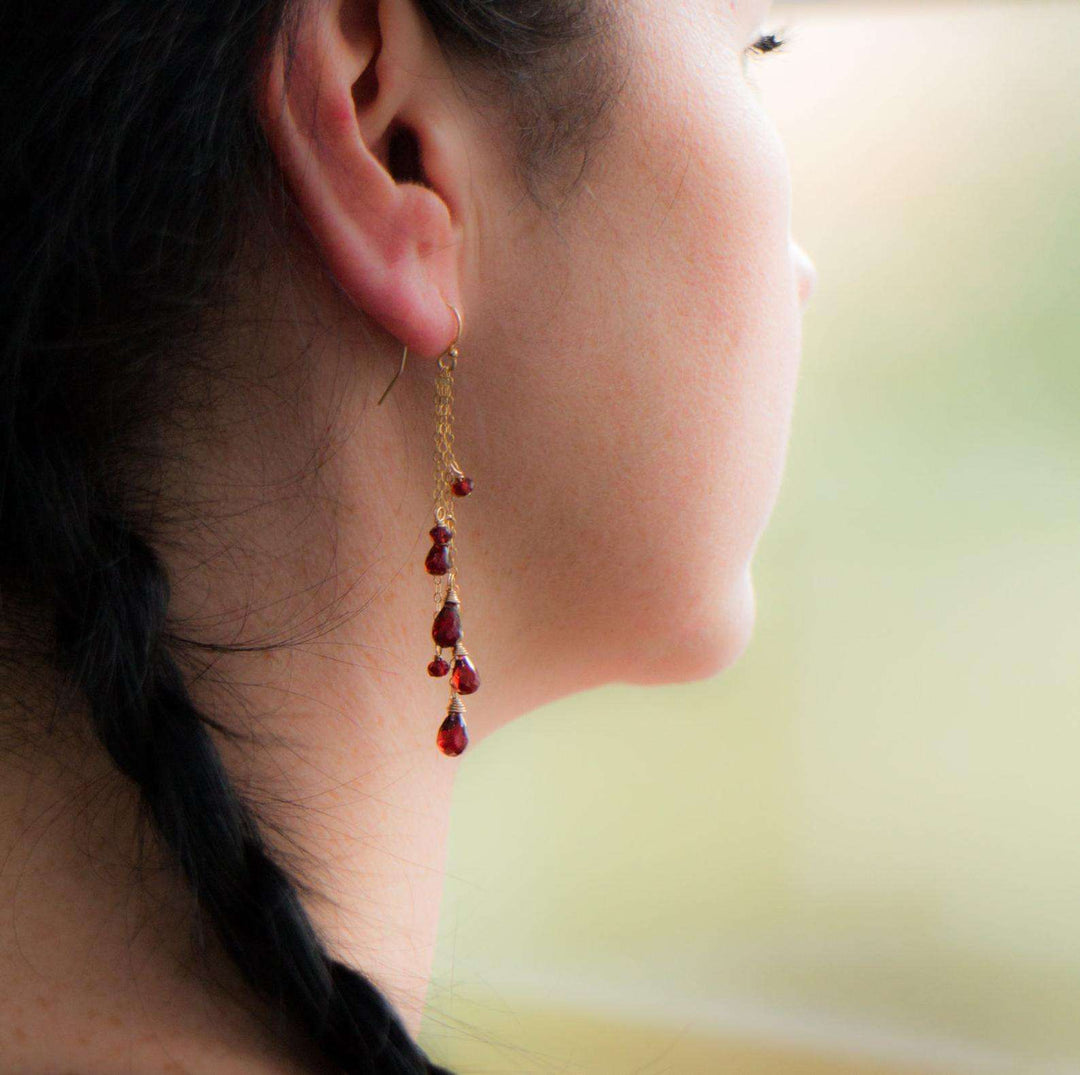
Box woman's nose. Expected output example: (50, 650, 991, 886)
(792, 239, 818, 310)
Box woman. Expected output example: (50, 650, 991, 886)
(0, 0, 816, 1071)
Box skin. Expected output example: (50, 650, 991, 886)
(0, 0, 815, 1070)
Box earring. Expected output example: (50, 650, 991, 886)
(428, 304, 479, 756)
(376, 303, 478, 757)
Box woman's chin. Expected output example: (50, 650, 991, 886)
(629, 568, 758, 687)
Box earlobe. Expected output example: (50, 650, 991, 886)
(257, 0, 464, 359)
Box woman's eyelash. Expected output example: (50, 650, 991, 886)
(749, 31, 787, 56)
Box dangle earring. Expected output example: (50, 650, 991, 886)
(377, 303, 479, 757)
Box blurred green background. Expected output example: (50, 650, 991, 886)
(419, 2, 1080, 1072)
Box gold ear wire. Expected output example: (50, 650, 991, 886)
(376, 302, 463, 406)
(377, 344, 408, 406)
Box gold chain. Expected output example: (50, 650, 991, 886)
(433, 345, 462, 612)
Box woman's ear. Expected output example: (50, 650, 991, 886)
(258, 0, 465, 358)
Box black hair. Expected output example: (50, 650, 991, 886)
(0, 1, 622, 1072)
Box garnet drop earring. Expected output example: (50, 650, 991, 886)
(377, 303, 479, 757)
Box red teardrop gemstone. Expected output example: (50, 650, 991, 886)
(437, 712, 468, 757)
(432, 601, 462, 647)
(428, 657, 450, 678)
(451, 476, 474, 497)
(451, 655, 480, 695)
(425, 543, 451, 576)
(430, 525, 453, 546)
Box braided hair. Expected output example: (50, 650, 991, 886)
(0, 0, 620, 1072)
